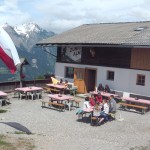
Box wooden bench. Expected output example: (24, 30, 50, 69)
(49, 88, 60, 94)
(43, 87, 52, 93)
(41, 101, 65, 112)
(74, 100, 81, 107)
(119, 102, 148, 114)
(43, 87, 60, 94)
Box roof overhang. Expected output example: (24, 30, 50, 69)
(36, 43, 150, 49)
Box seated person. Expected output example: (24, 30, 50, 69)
(95, 92, 103, 104)
(98, 99, 109, 125)
(51, 77, 59, 85)
(58, 79, 63, 85)
(89, 94, 96, 107)
(93, 101, 101, 117)
(104, 84, 111, 93)
(83, 97, 90, 110)
(76, 97, 90, 119)
(98, 83, 104, 91)
(64, 80, 68, 87)
(109, 95, 117, 114)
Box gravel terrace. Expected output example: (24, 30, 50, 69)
(0, 93, 150, 150)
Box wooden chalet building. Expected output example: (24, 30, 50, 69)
(37, 21, 150, 97)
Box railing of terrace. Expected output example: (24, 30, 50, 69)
(0, 79, 51, 92)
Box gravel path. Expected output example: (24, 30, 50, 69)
(0, 93, 150, 150)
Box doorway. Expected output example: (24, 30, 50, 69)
(85, 68, 96, 92)
(74, 68, 97, 93)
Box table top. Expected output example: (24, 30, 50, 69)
(48, 94, 73, 101)
(0, 91, 7, 97)
(46, 84, 66, 89)
(123, 97, 150, 105)
(90, 91, 119, 98)
(15, 86, 43, 92)
(83, 107, 94, 113)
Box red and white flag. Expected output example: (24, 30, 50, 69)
(0, 26, 20, 74)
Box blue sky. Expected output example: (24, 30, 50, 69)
(0, 0, 150, 33)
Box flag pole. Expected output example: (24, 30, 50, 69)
(19, 64, 23, 88)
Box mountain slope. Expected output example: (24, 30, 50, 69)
(0, 23, 56, 81)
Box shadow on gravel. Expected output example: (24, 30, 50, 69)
(0, 122, 32, 134)
(77, 116, 91, 124)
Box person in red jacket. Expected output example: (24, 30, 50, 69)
(95, 92, 103, 104)
(89, 94, 95, 106)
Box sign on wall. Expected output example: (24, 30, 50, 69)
(61, 46, 82, 63)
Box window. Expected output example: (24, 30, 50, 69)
(65, 67, 74, 79)
(107, 71, 114, 81)
(77, 72, 83, 79)
(136, 74, 145, 86)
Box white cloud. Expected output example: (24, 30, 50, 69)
(0, 0, 31, 26)
(0, 0, 150, 33)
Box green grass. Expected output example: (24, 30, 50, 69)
(17, 138, 35, 150)
(0, 135, 15, 149)
(0, 139, 11, 146)
(14, 131, 26, 134)
(0, 109, 7, 113)
(0, 134, 35, 150)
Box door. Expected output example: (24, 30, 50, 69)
(74, 68, 86, 93)
(85, 69, 96, 92)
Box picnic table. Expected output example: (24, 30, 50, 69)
(90, 91, 119, 98)
(0, 91, 7, 97)
(66, 86, 78, 96)
(46, 84, 66, 93)
(122, 97, 150, 112)
(46, 84, 66, 89)
(77, 106, 94, 122)
(83, 107, 94, 113)
(15, 86, 43, 100)
(48, 94, 74, 111)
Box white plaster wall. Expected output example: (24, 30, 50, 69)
(55, 62, 88, 83)
(96, 66, 131, 92)
(55, 62, 150, 96)
(128, 70, 150, 96)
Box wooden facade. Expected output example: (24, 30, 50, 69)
(57, 46, 131, 68)
(131, 48, 150, 70)
(57, 46, 150, 71)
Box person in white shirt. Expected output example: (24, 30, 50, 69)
(93, 101, 101, 117)
(98, 99, 109, 125)
(76, 97, 90, 119)
(83, 97, 90, 110)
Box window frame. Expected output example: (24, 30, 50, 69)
(136, 74, 145, 86)
(64, 67, 74, 79)
(107, 70, 115, 81)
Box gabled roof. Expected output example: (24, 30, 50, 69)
(37, 21, 150, 46)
